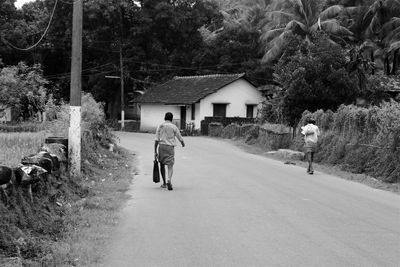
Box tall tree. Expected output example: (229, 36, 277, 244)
(361, 0, 400, 74)
(260, 0, 354, 63)
(273, 33, 358, 126)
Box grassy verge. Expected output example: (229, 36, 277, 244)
(222, 137, 399, 194)
(0, 145, 137, 266)
(44, 147, 136, 266)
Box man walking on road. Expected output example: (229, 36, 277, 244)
(301, 117, 320, 175)
(154, 112, 185, 190)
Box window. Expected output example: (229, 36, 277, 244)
(213, 104, 227, 117)
(246, 105, 255, 118)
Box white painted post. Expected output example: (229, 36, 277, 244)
(69, 106, 81, 176)
(68, 0, 82, 178)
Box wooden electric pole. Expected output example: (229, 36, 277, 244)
(68, 0, 83, 177)
(119, 43, 125, 130)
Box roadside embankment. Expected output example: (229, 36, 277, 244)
(0, 93, 137, 266)
(207, 101, 400, 191)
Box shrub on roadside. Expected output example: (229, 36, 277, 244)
(208, 122, 223, 137)
(221, 123, 240, 139)
(47, 92, 116, 159)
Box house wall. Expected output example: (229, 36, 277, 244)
(199, 79, 263, 125)
(0, 106, 12, 123)
(184, 103, 200, 128)
(140, 104, 181, 132)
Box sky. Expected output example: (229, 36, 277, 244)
(15, 0, 35, 9)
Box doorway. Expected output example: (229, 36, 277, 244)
(180, 106, 186, 129)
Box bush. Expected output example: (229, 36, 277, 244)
(0, 62, 49, 120)
(208, 122, 223, 137)
(44, 94, 59, 121)
(257, 99, 284, 124)
(221, 123, 240, 139)
(47, 92, 116, 159)
(257, 124, 291, 150)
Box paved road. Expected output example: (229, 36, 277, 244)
(103, 132, 400, 267)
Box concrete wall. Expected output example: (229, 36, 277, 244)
(199, 79, 263, 122)
(140, 104, 181, 132)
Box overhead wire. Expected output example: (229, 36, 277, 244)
(45, 69, 117, 80)
(4, 0, 59, 51)
(59, 0, 81, 4)
(43, 62, 118, 79)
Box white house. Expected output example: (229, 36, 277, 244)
(138, 73, 264, 132)
(0, 105, 12, 123)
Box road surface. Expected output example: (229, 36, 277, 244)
(102, 132, 400, 267)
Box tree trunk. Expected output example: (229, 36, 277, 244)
(391, 49, 398, 75)
(385, 57, 390, 75)
(370, 50, 375, 75)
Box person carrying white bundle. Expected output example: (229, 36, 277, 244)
(301, 117, 320, 174)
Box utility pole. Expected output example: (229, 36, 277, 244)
(68, 0, 82, 178)
(119, 42, 125, 130)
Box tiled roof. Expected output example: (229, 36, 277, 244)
(137, 73, 250, 104)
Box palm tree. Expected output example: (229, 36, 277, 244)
(260, 0, 354, 63)
(360, 0, 400, 74)
(199, 0, 255, 44)
(228, 0, 274, 28)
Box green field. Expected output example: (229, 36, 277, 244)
(0, 132, 46, 167)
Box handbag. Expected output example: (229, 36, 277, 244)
(153, 159, 160, 183)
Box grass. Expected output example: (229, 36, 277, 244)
(0, 132, 46, 167)
(44, 147, 137, 266)
(0, 130, 136, 266)
(1, 147, 136, 266)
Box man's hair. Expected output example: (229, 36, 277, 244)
(307, 117, 316, 124)
(164, 112, 173, 121)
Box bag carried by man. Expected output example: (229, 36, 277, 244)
(153, 158, 160, 183)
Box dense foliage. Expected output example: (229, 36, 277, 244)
(0, 62, 48, 120)
(1, 0, 266, 119)
(273, 33, 359, 126)
(0, 0, 399, 124)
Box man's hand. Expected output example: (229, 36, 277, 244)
(181, 141, 185, 147)
(154, 140, 159, 160)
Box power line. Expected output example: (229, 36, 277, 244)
(43, 61, 117, 78)
(4, 0, 59, 51)
(45, 69, 117, 80)
(59, 0, 81, 4)
(123, 59, 247, 69)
